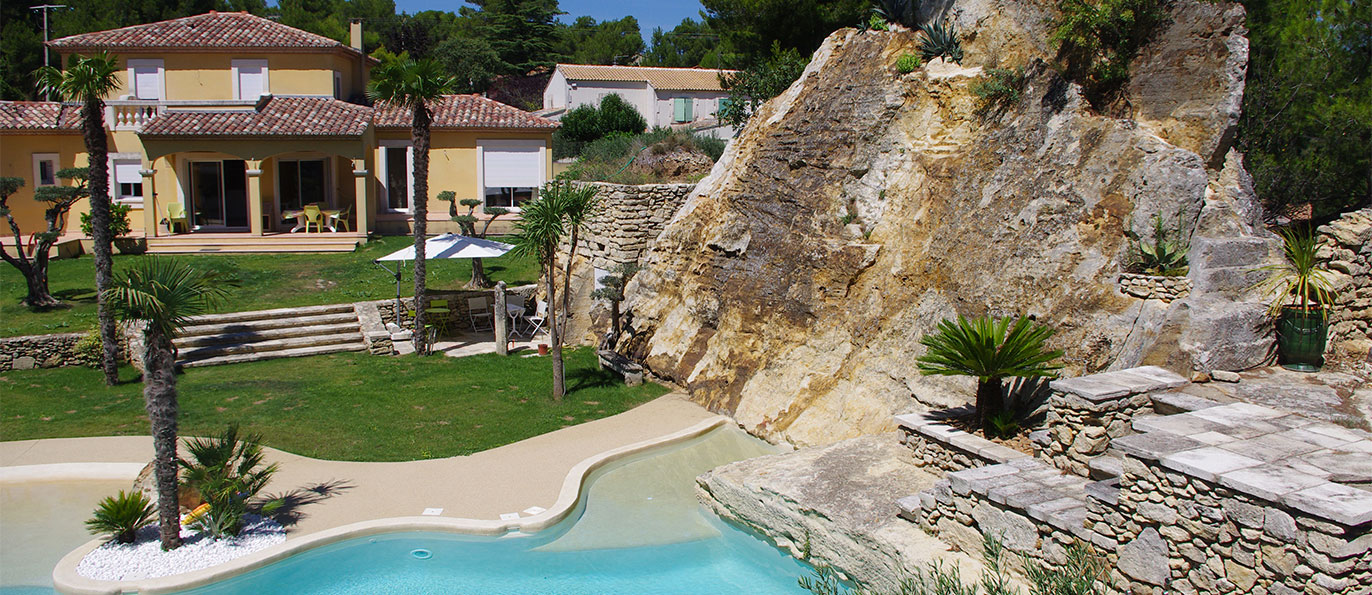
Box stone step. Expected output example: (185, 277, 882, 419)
(177, 312, 359, 337)
(178, 342, 366, 368)
(173, 322, 361, 348)
(182, 303, 357, 326)
(177, 332, 363, 362)
(1088, 451, 1123, 481)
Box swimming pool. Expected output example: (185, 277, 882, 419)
(174, 425, 812, 594)
(0, 478, 133, 595)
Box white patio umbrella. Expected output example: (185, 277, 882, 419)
(374, 233, 516, 320)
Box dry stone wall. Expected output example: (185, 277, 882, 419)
(0, 332, 93, 371)
(567, 182, 695, 269)
(1118, 273, 1192, 302)
(1318, 208, 1372, 363)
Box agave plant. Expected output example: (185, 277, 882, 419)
(180, 424, 280, 538)
(919, 20, 964, 64)
(86, 490, 156, 544)
(1133, 212, 1190, 275)
(1253, 226, 1336, 316)
(915, 316, 1063, 429)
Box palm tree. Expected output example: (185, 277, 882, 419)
(915, 316, 1064, 429)
(105, 258, 232, 550)
(557, 182, 600, 337)
(37, 52, 121, 386)
(368, 57, 455, 354)
(511, 188, 569, 400)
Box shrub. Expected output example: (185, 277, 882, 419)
(971, 66, 1030, 119)
(596, 94, 649, 138)
(720, 45, 810, 127)
(1049, 0, 1165, 107)
(562, 128, 726, 184)
(80, 202, 132, 238)
(180, 425, 280, 539)
(919, 21, 964, 64)
(86, 490, 156, 544)
(73, 330, 102, 366)
(896, 53, 923, 74)
(1127, 211, 1189, 276)
(556, 95, 648, 151)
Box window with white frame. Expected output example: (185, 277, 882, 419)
(379, 142, 412, 212)
(112, 159, 144, 203)
(127, 59, 164, 100)
(32, 153, 58, 187)
(232, 59, 268, 100)
(480, 140, 544, 210)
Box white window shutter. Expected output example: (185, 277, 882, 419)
(238, 65, 265, 99)
(134, 67, 160, 100)
(483, 147, 542, 188)
(115, 161, 142, 184)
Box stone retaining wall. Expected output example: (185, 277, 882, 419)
(1118, 273, 1192, 302)
(567, 182, 694, 268)
(1037, 366, 1189, 476)
(895, 410, 1030, 472)
(377, 286, 537, 331)
(0, 332, 94, 371)
(1318, 208, 1372, 362)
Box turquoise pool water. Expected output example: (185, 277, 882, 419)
(176, 426, 812, 594)
(0, 478, 132, 595)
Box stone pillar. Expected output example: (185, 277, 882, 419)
(246, 160, 264, 236)
(140, 162, 157, 237)
(353, 160, 370, 234)
(494, 282, 509, 356)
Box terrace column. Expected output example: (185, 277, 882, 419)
(140, 162, 157, 238)
(246, 160, 264, 236)
(352, 159, 370, 234)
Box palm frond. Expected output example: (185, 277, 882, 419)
(1252, 226, 1336, 315)
(916, 315, 1064, 381)
(105, 257, 234, 335)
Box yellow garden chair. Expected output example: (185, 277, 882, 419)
(166, 203, 191, 234)
(302, 204, 326, 233)
(328, 204, 353, 232)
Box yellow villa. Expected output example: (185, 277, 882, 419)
(0, 11, 556, 253)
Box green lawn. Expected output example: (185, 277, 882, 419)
(0, 348, 665, 461)
(0, 235, 538, 337)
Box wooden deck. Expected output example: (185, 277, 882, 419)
(145, 231, 365, 254)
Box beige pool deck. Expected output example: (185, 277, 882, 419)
(1, 393, 720, 539)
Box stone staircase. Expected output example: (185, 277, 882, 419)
(174, 303, 366, 367)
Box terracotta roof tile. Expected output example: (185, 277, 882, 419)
(138, 96, 371, 137)
(48, 12, 356, 54)
(0, 101, 82, 132)
(555, 64, 737, 92)
(373, 95, 558, 130)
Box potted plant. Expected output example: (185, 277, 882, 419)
(1254, 226, 1336, 371)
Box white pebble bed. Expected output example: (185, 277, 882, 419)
(76, 515, 286, 581)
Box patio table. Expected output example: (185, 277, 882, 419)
(282, 208, 341, 232)
(506, 303, 526, 337)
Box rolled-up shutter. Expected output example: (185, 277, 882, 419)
(115, 161, 142, 185)
(134, 66, 160, 100)
(483, 146, 542, 188)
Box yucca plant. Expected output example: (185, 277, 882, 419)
(179, 424, 280, 539)
(919, 20, 964, 64)
(86, 490, 156, 544)
(1254, 226, 1335, 316)
(916, 316, 1063, 429)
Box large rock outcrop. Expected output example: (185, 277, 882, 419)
(619, 0, 1280, 446)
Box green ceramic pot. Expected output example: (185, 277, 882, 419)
(1276, 306, 1328, 372)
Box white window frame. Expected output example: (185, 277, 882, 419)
(126, 59, 165, 101)
(109, 153, 145, 206)
(378, 140, 414, 214)
(32, 153, 59, 187)
(477, 139, 546, 213)
(231, 59, 270, 100)
(273, 157, 333, 214)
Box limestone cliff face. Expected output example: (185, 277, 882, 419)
(619, 0, 1280, 446)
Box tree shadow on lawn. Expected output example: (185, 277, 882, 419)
(50, 287, 98, 304)
(566, 367, 620, 394)
(256, 478, 355, 529)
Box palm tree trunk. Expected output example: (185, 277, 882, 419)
(411, 105, 432, 354)
(559, 225, 579, 337)
(83, 96, 119, 385)
(547, 255, 564, 400)
(975, 378, 1005, 429)
(143, 328, 182, 550)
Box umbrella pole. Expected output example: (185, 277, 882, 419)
(373, 259, 405, 325)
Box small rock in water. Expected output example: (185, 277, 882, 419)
(1211, 370, 1241, 383)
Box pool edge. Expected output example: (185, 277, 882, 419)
(49, 416, 732, 595)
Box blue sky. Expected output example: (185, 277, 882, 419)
(393, 0, 706, 44)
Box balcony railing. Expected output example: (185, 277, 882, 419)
(105, 100, 164, 131)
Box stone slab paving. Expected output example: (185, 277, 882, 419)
(1114, 401, 1372, 527)
(940, 458, 1094, 538)
(1050, 365, 1188, 402)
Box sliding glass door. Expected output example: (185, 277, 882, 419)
(189, 160, 248, 229)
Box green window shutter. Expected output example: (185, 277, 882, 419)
(674, 97, 693, 122)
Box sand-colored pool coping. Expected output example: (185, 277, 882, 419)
(1, 394, 728, 594)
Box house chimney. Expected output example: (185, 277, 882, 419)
(349, 19, 363, 52)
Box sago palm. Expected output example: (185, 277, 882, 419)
(511, 187, 569, 400)
(86, 490, 156, 544)
(368, 57, 455, 354)
(36, 52, 122, 386)
(105, 258, 232, 550)
(915, 316, 1063, 429)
